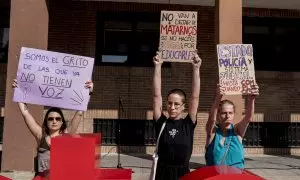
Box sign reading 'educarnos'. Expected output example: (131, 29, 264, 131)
(217, 44, 256, 95)
(13, 47, 94, 111)
(159, 11, 197, 62)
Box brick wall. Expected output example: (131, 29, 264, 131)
(2, 1, 300, 155)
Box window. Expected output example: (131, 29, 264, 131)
(243, 122, 300, 148)
(93, 119, 156, 146)
(243, 17, 300, 72)
(101, 21, 132, 63)
(0, 1, 9, 63)
(96, 12, 166, 67)
(0, 28, 9, 63)
(243, 122, 263, 147)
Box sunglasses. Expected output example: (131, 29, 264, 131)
(47, 117, 62, 122)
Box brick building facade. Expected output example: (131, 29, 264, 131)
(1, 0, 300, 171)
(47, 1, 300, 155)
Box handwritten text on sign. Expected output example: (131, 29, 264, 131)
(13, 47, 94, 111)
(159, 11, 197, 62)
(217, 44, 256, 95)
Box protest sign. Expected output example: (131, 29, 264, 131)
(159, 11, 197, 62)
(13, 47, 94, 111)
(217, 44, 256, 95)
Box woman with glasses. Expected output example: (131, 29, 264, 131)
(12, 79, 93, 179)
(152, 51, 201, 180)
(205, 84, 259, 169)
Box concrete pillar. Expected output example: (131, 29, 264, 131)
(215, 0, 244, 121)
(1, 0, 48, 171)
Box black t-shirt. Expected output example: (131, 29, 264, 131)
(155, 114, 196, 165)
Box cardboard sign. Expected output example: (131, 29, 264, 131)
(159, 11, 197, 62)
(217, 44, 256, 95)
(13, 47, 94, 111)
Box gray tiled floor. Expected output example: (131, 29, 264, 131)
(1, 154, 300, 179)
(100, 154, 300, 180)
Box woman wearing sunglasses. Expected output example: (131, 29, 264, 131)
(12, 79, 93, 179)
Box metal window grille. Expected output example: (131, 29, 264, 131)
(93, 119, 156, 146)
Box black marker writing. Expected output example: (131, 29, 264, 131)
(42, 75, 72, 88)
(20, 72, 35, 83)
(62, 56, 88, 68)
(39, 85, 64, 99)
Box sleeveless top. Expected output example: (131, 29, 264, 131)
(37, 134, 50, 173)
(205, 124, 244, 169)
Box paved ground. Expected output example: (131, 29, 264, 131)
(1, 154, 300, 179)
(100, 154, 300, 180)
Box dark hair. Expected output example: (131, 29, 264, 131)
(217, 99, 236, 114)
(42, 107, 67, 135)
(167, 89, 187, 104)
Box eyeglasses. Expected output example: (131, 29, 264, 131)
(47, 117, 62, 122)
(167, 102, 184, 109)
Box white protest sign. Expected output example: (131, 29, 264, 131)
(159, 10, 197, 62)
(217, 44, 256, 95)
(13, 47, 94, 111)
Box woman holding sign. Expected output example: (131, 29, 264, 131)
(205, 84, 259, 169)
(152, 51, 201, 180)
(12, 79, 93, 179)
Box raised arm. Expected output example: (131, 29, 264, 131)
(206, 85, 224, 136)
(188, 53, 202, 123)
(153, 52, 163, 121)
(13, 79, 42, 140)
(236, 84, 259, 137)
(66, 80, 94, 134)
(18, 102, 43, 139)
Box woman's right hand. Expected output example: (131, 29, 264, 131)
(153, 51, 163, 66)
(216, 84, 225, 100)
(12, 79, 18, 89)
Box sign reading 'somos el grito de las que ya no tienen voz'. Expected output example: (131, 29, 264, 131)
(13, 47, 94, 111)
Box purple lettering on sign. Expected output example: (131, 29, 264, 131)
(161, 49, 193, 60)
(219, 57, 247, 67)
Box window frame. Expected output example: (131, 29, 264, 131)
(243, 16, 300, 72)
(95, 11, 162, 67)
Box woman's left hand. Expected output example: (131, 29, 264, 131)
(192, 50, 202, 69)
(85, 80, 94, 94)
(250, 83, 259, 97)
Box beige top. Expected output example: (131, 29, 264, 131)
(37, 134, 50, 173)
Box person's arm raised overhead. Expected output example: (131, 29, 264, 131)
(236, 84, 259, 137)
(188, 52, 202, 124)
(153, 51, 163, 121)
(13, 79, 42, 140)
(206, 85, 224, 140)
